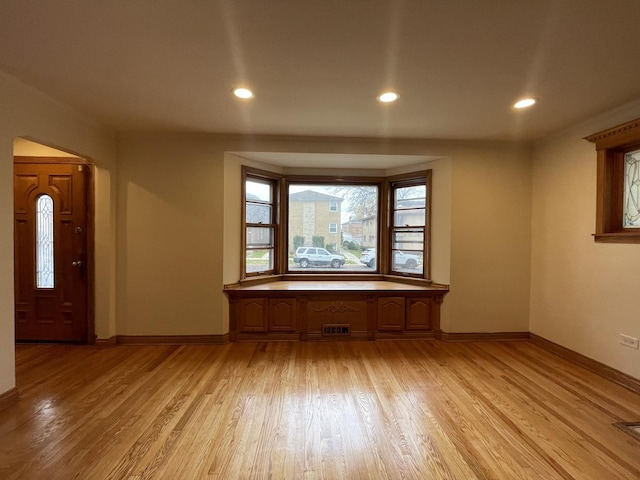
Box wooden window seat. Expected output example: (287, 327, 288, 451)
(224, 279, 448, 341)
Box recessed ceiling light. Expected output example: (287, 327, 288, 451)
(514, 97, 537, 109)
(233, 87, 254, 99)
(378, 91, 399, 103)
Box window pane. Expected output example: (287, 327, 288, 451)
(394, 208, 425, 227)
(288, 184, 377, 272)
(246, 227, 274, 248)
(393, 229, 424, 250)
(624, 149, 640, 228)
(36, 195, 54, 289)
(246, 204, 271, 224)
(391, 249, 424, 275)
(246, 249, 274, 273)
(246, 179, 272, 202)
(394, 185, 426, 208)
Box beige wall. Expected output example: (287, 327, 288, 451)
(448, 144, 533, 333)
(387, 147, 532, 333)
(116, 135, 226, 335)
(116, 134, 532, 342)
(0, 72, 117, 395)
(531, 100, 640, 379)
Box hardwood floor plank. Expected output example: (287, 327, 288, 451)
(1, 341, 639, 479)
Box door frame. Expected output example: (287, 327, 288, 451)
(14, 156, 95, 344)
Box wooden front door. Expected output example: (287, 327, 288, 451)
(14, 160, 89, 342)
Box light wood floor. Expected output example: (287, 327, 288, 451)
(1, 341, 639, 479)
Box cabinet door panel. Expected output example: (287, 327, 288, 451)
(269, 298, 297, 332)
(377, 297, 405, 330)
(238, 298, 268, 332)
(406, 297, 432, 330)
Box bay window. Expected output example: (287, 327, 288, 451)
(241, 166, 431, 280)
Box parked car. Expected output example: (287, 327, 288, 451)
(360, 248, 421, 269)
(293, 247, 345, 268)
(393, 251, 421, 269)
(360, 248, 377, 268)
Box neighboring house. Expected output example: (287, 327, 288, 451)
(394, 198, 425, 227)
(288, 190, 343, 252)
(245, 192, 272, 248)
(341, 217, 363, 245)
(361, 215, 377, 248)
(343, 198, 424, 250)
(393, 198, 426, 250)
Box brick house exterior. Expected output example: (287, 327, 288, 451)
(289, 190, 343, 252)
(361, 215, 377, 248)
(341, 218, 363, 245)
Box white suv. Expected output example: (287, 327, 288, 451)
(293, 247, 346, 268)
(360, 248, 421, 269)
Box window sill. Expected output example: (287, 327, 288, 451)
(593, 232, 640, 244)
(232, 273, 438, 288)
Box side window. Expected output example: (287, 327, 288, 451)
(586, 118, 640, 243)
(329, 201, 338, 212)
(36, 194, 55, 288)
(624, 149, 640, 227)
(388, 172, 431, 279)
(329, 223, 337, 233)
(243, 168, 279, 277)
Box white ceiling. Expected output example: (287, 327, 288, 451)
(1, 0, 640, 143)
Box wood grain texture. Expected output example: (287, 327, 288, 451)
(0, 387, 19, 412)
(115, 334, 230, 345)
(1, 341, 639, 479)
(530, 333, 640, 395)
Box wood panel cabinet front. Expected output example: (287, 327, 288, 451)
(306, 297, 368, 335)
(237, 298, 268, 332)
(405, 297, 432, 330)
(268, 298, 297, 332)
(377, 297, 405, 331)
(225, 281, 447, 341)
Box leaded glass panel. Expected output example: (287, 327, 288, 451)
(36, 194, 54, 288)
(624, 149, 640, 228)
